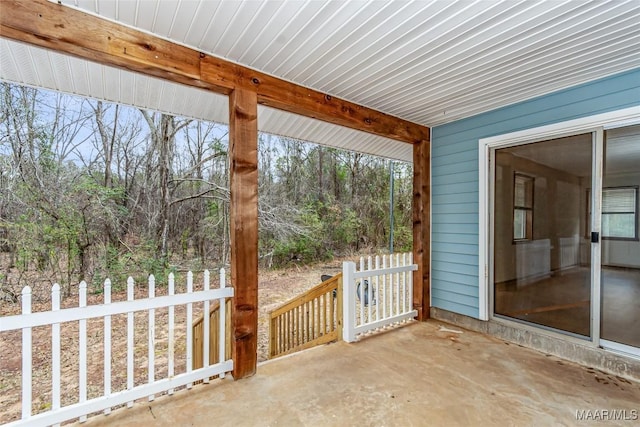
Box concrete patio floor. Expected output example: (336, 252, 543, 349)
(80, 320, 640, 427)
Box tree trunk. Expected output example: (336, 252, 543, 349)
(158, 115, 174, 263)
(318, 146, 324, 203)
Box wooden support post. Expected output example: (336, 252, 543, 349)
(229, 88, 259, 379)
(412, 138, 431, 320)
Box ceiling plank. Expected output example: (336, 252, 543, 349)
(200, 56, 430, 144)
(0, 0, 430, 144)
(0, 0, 224, 92)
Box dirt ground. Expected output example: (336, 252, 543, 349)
(0, 260, 344, 424)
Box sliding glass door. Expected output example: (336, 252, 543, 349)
(492, 124, 640, 352)
(493, 133, 593, 337)
(484, 107, 640, 356)
(600, 125, 640, 352)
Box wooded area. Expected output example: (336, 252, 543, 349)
(0, 83, 413, 298)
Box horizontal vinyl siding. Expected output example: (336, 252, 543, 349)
(431, 159, 478, 176)
(432, 191, 478, 205)
(430, 68, 640, 319)
(431, 252, 479, 266)
(432, 297, 478, 319)
(432, 263, 478, 278)
(432, 233, 478, 245)
(432, 182, 480, 196)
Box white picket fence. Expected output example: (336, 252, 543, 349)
(0, 270, 233, 427)
(342, 253, 418, 342)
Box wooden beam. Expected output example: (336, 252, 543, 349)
(229, 88, 259, 379)
(200, 56, 429, 144)
(412, 139, 431, 320)
(0, 0, 431, 145)
(0, 0, 222, 92)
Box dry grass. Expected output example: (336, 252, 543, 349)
(0, 261, 343, 424)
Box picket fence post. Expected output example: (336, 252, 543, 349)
(219, 268, 226, 379)
(168, 273, 175, 395)
(342, 262, 356, 343)
(148, 275, 155, 402)
(52, 284, 61, 427)
(79, 281, 87, 423)
(186, 271, 193, 389)
(126, 276, 134, 408)
(203, 270, 210, 384)
(21, 286, 32, 421)
(104, 279, 112, 415)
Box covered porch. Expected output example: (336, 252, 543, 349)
(79, 320, 640, 426)
(2, 1, 640, 425)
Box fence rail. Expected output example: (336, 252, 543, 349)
(343, 253, 417, 342)
(269, 273, 342, 358)
(0, 269, 233, 427)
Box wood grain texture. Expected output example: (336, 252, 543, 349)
(268, 274, 342, 359)
(0, 0, 430, 144)
(0, 0, 220, 91)
(229, 88, 259, 379)
(192, 299, 232, 370)
(413, 139, 431, 321)
(202, 57, 430, 143)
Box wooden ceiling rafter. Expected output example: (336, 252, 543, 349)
(0, 0, 430, 145)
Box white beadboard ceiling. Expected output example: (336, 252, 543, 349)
(2, 0, 640, 163)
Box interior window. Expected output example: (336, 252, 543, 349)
(513, 173, 534, 240)
(601, 187, 638, 240)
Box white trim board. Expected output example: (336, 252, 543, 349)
(477, 105, 640, 322)
(601, 340, 640, 360)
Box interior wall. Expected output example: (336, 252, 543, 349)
(494, 151, 583, 283)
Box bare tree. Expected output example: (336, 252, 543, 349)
(1, 82, 415, 295)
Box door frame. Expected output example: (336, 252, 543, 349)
(478, 106, 640, 349)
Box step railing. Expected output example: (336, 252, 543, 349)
(268, 273, 342, 359)
(192, 298, 232, 370)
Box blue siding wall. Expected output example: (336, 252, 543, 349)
(430, 68, 640, 319)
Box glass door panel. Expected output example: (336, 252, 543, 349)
(601, 125, 640, 349)
(494, 134, 593, 337)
